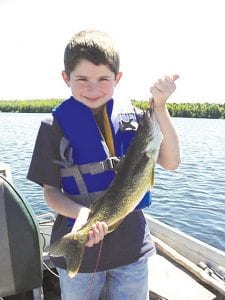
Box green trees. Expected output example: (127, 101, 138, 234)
(0, 99, 225, 118)
(0, 99, 61, 113)
(167, 103, 225, 118)
(132, 101, 225, 119)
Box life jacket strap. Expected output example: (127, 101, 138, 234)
(66, 190, 107, 207)
(54, 156, 121, 175)
(60, 165, 91, 201)
(79, 156, 120, 175)
(102, 105, 115, 156)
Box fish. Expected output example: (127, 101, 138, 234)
(49, 107, 163, 278)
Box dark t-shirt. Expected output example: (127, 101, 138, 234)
(27, 116, 155, 272)
(27, 117, 62, 189)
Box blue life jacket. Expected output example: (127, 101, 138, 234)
(53, 97, 151, 226)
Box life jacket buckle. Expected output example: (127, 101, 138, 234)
(104, 157, 120, 171)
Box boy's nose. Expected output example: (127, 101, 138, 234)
(87, 82, 99, 91)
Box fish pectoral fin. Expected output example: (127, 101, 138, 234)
(108, 218, 124, 232)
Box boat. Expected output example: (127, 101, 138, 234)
(0, 162, 225, 300)
(147, 215, 225, 300)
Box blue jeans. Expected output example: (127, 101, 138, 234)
(57, 258, 149, 300)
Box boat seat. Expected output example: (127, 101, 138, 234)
(0, 175, 42, 298)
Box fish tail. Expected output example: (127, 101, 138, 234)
(49, 233, 86, 278)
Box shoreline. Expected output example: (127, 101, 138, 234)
(0, 99, 225, 119)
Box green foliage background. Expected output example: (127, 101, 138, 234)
(0, 99, 225, 118)
(132, 100, 225, 119)
(0, 99, 61, 113)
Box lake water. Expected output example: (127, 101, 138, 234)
(0, 112, 225, 252)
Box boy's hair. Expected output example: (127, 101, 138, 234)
(64, 30, 120, 78)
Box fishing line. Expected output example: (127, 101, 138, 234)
(42, 261, 60, 278)
(85, 239, 104, 300)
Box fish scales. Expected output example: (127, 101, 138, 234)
(49, 108, 163, 277)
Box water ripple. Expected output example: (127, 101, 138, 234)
(1, 114, 225, 251)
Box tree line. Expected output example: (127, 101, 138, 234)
(0, 99, 225, 119)
(0, 99, 61, 113)
(132, 101, 225, 119)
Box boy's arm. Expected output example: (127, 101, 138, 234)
(44, 184, 108, 247)
(150, 75, 181, 170)
(44, 184, 89, 219)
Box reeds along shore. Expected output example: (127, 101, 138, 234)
(0, 99, 225, 119)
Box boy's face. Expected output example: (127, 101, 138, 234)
(62, 60, 122, 111)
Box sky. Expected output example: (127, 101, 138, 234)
(1, 0, 225, 104)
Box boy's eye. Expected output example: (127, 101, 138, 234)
(77, 78, 87, 81)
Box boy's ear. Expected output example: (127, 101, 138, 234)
(115, 72, 122, 86)
(62, 71, 71, 87)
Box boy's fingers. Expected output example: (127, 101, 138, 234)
(95, 221, 108, 239)
(101, 222, 108, 235)
(154, 82, 164, 91)
(86, 226, 101, 247)
(86, 231, 95, 247)
(86, 222, 108, 247)
(172, 74, 179, 82)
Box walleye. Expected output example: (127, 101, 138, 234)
(49, 107, 163, 278)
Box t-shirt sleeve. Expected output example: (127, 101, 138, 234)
(27, 117, 62, 189)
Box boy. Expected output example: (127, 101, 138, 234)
(27, 30, 180, 299)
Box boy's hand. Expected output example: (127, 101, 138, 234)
(71, 207, 108, 247)
(150, 75, 179, 108)
(86, 221, 108, 247)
